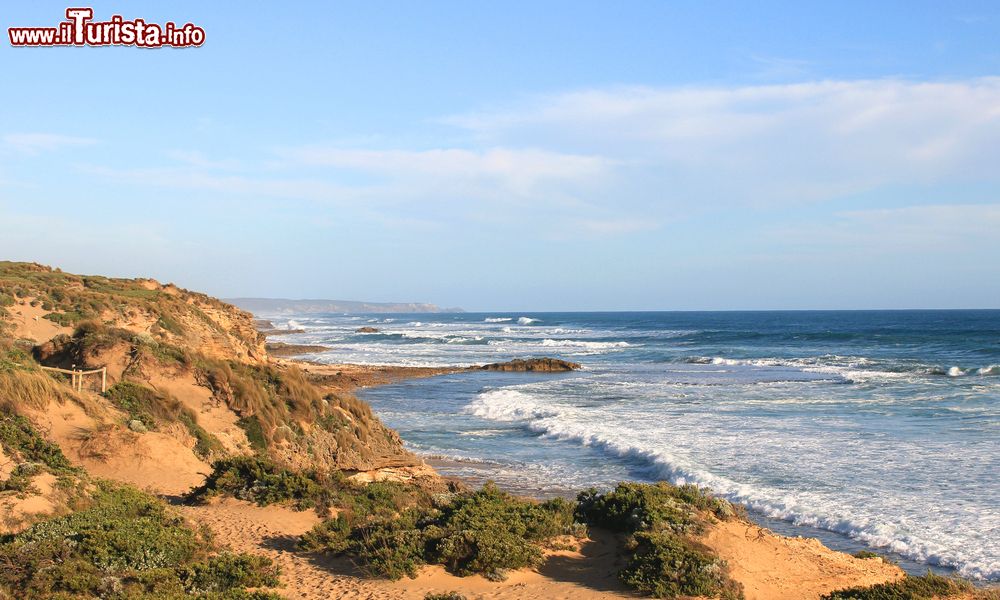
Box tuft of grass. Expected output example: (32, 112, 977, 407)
(0, 368, 80, 412)
(853, 550, 881, 560)
(424, 593, 467, 600)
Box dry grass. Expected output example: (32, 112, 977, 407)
(0, 369, 80, 412)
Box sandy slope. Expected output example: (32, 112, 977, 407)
(5, 301, 71, 343)
(702, 518, 904, 600)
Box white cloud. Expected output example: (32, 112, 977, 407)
(774, 203, 1000, 256)
(446, 78, 1000, 206)
(69, 78, 1000, 241)
(276, 146, 612, 198)
(3, 133, 98, 155)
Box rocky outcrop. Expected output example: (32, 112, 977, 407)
(265, 342, 330, 357)
(355, 326, 380, 333)
(478, 357, 581, 372)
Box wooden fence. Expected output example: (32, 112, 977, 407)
(40, 366, 107, 393)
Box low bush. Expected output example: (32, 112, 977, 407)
(577, 481, 738, 536)
(853, 550, 881, 560)
(0, 413, 77, 474)
(0, 481, 283, 599)
(424, 593, 467, 600)
(426, 484, 576, 580)
(620, 531, 742, 599)
(301, 482, 581, 582)
(577, 482, 744, 599)
(186, 456, 330, 510)
(821, 572, 975, 600)
(178, 553, 280, 594)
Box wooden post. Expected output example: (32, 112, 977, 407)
(101, 367, 107, 393)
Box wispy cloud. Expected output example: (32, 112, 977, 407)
(275, 146, 613, 198)
(70, 78, 1000, 242)
(3, 133, 98, 155)
(446, 78, 1000, 206)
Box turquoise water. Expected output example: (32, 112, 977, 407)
(268, 310, 1000, 580)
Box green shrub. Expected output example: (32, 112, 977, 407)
(1, 462, 44, 493)
(301, 482, 581, 582)
(424, 593, 467, 600)
(619, 531, 742, 599)
(186, 456, 328, 510)
(238, 416, 269, 451)
(0, 338, 37, 373)
(0, 481, 282, 599)
(178, 412, 226, 461)
(43, 311, 86, 326)
(853, 550, 881, 560)
(425, 483, 570, 579)
(178, 553, 280, 593)
(0, 413, 76, 474)
(821, 572, 973, 600)
(352, 511, 428, 579)
(576, 482, 745, 599)
(577, 482, 737, 536)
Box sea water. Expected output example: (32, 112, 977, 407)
(266, 310, 1000, 581)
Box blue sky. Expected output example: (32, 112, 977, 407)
(2, 1, 999, 310)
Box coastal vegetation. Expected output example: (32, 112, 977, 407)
(577, 482, 744, 599)
(34, 319, 417, 472)
(300, 481, 578, 582)
(103, 381, 224, 460)
(2, 262, 994, 599)
(821, 572, 991, 599)
(0, 482, 283, 599)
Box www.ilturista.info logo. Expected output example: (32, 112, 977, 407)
(8, 8, 205, 48)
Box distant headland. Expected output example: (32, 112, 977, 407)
(226, 297, 463, 314)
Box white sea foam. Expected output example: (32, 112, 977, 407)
(540, 339, 630, 350)
(517, 317, 541, 325)
(465, 386, 1000, 580)
(485, 317, 512, 323)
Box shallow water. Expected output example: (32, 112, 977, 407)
(269, 310, 1000, 581)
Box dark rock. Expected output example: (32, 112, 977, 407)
(478, 357, 581, 372)
(355, 326, 380, 333)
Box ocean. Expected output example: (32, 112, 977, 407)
(265, 310, 1000, 581)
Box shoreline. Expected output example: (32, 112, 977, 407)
(282, 354, 973, 584)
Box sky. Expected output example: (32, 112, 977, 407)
(1, 1, 999, 311)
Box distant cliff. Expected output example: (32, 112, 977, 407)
(226, 297, 463, 315)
